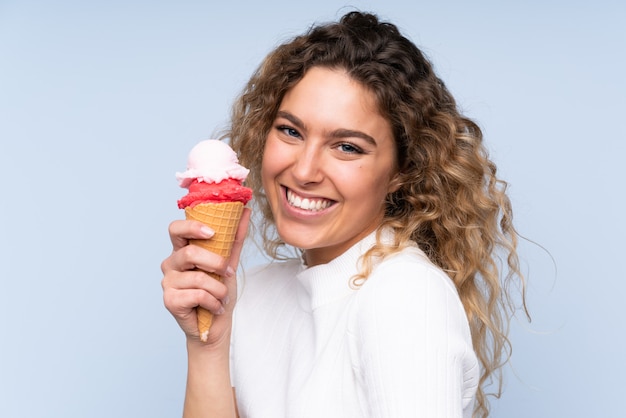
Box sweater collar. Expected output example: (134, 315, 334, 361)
(295, 229, 393, 311)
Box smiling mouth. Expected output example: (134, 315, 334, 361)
(286, 188, 333, 211)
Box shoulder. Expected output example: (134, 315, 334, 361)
(354, 245, 470, 340)
(360, 246, 460, 305)
(348, 246, 479, 416)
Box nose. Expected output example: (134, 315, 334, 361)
(291, 142, 324, 185)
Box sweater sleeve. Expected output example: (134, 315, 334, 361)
(349, 254, 479, 418)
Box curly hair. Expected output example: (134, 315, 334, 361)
(227, 11, 526, 418)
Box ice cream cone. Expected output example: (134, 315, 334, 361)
(185, 201, 244, 341)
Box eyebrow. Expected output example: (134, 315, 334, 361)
(276, 110, 378, 146)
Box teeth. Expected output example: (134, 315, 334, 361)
(287, 189, 331, 211)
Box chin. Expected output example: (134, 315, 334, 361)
(276, 225, 321, 250)
(278, 233, 315, 250)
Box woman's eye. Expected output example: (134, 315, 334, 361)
(278, 126, 300, 138)
(338, 143, 363, 154)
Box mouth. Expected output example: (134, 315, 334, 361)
(286, 188, 334, 212)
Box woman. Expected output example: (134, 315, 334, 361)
(162, 11, 525, 418)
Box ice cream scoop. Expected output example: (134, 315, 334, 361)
(176, 139, 250, 187)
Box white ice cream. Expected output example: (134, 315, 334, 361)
(176, 139, 249, 188)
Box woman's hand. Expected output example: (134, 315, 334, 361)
(161, 208, 251, 347)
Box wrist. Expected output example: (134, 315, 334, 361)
(186, 329, 231, 359)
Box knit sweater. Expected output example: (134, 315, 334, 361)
(231, 231, 479, 417)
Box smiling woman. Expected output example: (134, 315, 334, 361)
(161, 10, 526, 418)
(262, 67, 398, 266)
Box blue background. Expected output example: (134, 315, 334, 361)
(1, 1, 624, 416)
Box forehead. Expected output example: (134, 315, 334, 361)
(279, 67, 387, 127)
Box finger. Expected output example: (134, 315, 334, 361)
(163, 287, 225, 322)
(162, 244, 229, 276)
(174, 208, 251, 279)
(162, 269, 229, 302)
(162, 270, 229, 313)
(168, 219, 215, 251)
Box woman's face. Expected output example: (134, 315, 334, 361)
(262, 66, 397, 266)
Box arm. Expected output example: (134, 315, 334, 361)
(161, 209, 250, 417)
(184, 337, 236, 418)
(352, 258, 479, 417)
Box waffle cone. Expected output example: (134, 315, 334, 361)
(185, 201, 244, 341)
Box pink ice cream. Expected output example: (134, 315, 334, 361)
(176, 140, 252, 209)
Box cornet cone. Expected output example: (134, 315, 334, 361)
(185, 201, 244, 341)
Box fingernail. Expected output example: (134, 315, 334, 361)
(200, 226, 214, 237)
(216, 306, 225, 315)
(222, 295, 230, 305)
(225, 266, 235, 278)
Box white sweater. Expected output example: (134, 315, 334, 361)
(231, 231, 478, 417)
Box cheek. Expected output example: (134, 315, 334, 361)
(336, 165, 381, 193)
(343, 166, 394, 204)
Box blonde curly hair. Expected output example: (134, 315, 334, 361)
(227, 11, 527, 417)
